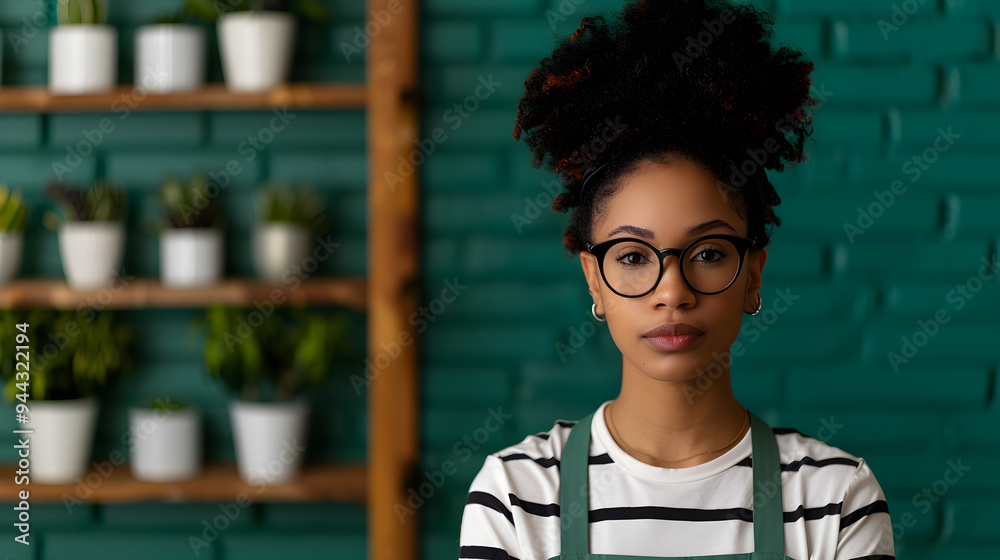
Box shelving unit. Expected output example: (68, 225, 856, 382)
(0, 1, 421, 559)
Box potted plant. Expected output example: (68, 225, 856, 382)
(185, 0, 328, 92)
(156, 173, 225, 288)
(134, 1, 208, 93)
(48, 0, 117, 94)
(252, 182, 328, 282)
(190, 304, 354, 484)
(0, 309, 132, 484)
(0, 185, 29, 285)
(44, 180, 128, 291)
(128, 396, 202, 482)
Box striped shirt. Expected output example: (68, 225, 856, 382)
(459, 400, 895, 560)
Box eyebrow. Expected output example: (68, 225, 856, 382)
(606, 219, 738, 239)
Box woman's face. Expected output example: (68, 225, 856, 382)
(580, 156, 768, 383)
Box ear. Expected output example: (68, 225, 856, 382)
(744, 248, 768, 308)
(580, 250, 605, 314)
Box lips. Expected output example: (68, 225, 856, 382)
(642, 323, 704, 337)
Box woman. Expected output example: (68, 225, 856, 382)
(459, 1, 895, 559)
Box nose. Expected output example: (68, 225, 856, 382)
(650, 254, 696, 308)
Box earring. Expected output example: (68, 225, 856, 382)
(749, 293, 762, 315)
(591, 303, 606, 322)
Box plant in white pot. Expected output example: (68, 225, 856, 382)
(190, 304, 355, 485)
(156, 173, 225, 288)
(128, 396, 202, 482)
(186, 0, 328, 92)
(252, 182, 328, 283)
(0, 308, 132, 484)
(44, 180, 128, 291)
(133, 1, 208, 93)
(0, 185, 29, 286)
(48, 0, 118, 94)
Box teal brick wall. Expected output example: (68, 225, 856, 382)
(0, 0, 997, 559)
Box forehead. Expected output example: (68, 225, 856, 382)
(594, 158, 747, 242)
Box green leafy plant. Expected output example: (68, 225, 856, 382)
(0, 308, 132, 401)
(189, 304, 355, 402)
(42, 180, 128, 230)
(0, 185, 29, 233)
(157, 173, 224, 230)
(145, 396, 188, 411)
(255, 182, 327, 231)
(183, 0, 329, 21)
(56, 0, 108, 24)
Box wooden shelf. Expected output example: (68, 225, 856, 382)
(0, 462, 367, 503)
(0, 277, 367, 310)
(0, 82, 367, 113)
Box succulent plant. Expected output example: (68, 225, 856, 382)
(56, 0, 108, 25)
(0, 184, 29, 233)
(0, 308, 132, 401)
(158, 173, 224, 229)
(43, 179, 127, 230)
(189, 304, 355, 402)
(255, 182, 327, 231)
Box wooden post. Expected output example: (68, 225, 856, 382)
(367, 0, 420, 559)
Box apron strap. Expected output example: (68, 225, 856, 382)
(559, 410, 595, 556)
(748, 410, 785, 554)
(558, 408, 786, 555)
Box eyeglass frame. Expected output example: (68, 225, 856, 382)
(584, 234, 760, 298)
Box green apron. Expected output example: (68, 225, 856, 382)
(549, 409, 795, 560)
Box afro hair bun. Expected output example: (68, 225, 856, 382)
(513, 0, 819, 253)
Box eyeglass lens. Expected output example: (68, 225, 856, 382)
(601, 238, 741, 295)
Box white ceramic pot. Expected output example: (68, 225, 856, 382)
(134, 24, 206, 93)
(229, 397, 308, 485)
(0, 232, 23, 285)
(58, 221, 125, 290)
(128, 405, 202, 482)
(217, 11, 296, 92)
(252, 223, 311, 282)
(48, 24, 118, 94)
(24, 397, 98, 484)
(160, 228, 224, 288)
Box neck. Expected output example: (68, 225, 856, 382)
(607, 355, 748, 468)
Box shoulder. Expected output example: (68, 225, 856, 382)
(468, 416, 580, 495)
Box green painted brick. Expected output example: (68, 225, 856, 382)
(422, 407, 513, 449)
(423, 22, 483, 62)
(898, 111, 1000, 147)
(0, 114, 43, 148)
(838, 22, 991, 61)
(733, 323, 850, 361)
(809, 109, 884, 147)
(0, 154, 97, 189)
(782, 192, 939, 240)
(884, 279, 1000, 318)
(883, 492, 939, 540)
(833, 238, 992, 277)
(490, 20, 558, 62)
(446, 280, 584, 320)
(810, 65, 938, 105)
(422, 325, 560, 362)
(208, 110, 365, 148)
(864, 321, 1000, 363)
(460, 236, 580, 278)
(100, 503, 257, 529)
(422, 366, 512, 405)
(425, 193, 539, 234)
(425, 0, 542, 16)
(775, 410, 943, 452)
(423, 152, 505, 192)
(788, 366, 989, 410)
(948, 403, 1000, 451)
(259, 503, 366, 530)
(105, 152, 262, 190)
(771, 21, 826, 60)
(426, 65, 524, 104)
(48, 112, 205, 148)
(781, 0, 941, 18)
(944, 0, 1000, 18)
(268, 152, 366, 189)
(756, 238, 825, 277)
(45, 531, 217, 560)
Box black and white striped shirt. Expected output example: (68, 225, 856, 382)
(459, 400, 895, 560)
